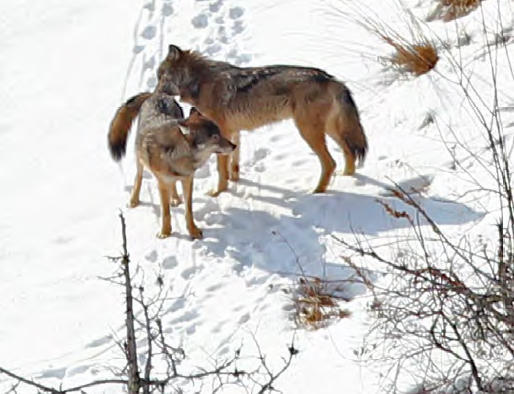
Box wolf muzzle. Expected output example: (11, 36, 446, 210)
(216, 141, 237, 155)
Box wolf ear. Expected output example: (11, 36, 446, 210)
(189, 107, 201, 117)
(167, 45, 182, 61)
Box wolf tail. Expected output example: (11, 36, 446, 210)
(337, 86, 368, 167)
(108, 92, 152, 161)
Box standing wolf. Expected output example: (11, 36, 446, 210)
(108, 92, 235, 239)
(156, 44, 368, 196)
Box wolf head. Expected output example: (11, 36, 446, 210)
(156, 45, 192, 96)
(179, 108, 236, 159)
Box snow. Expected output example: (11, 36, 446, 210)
(1, 0, 513, 393)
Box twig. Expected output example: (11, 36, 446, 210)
(118, 212, 141, 394)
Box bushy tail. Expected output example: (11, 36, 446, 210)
(108, 92, 152, 161)
(339, 87, 368, 166)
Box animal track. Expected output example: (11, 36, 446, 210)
(66, 365, 90, 377)
(238, 312, 250, 324)
(141, 25, 157, 39)
(192, 14, 209, 29)
(145, 250, 158, 262)
(229, 7, 244, 19)
(209, 0, 224, 13)
(39, 367, 67, 379)
(162, 255, 178, 269)
(168, 310, 199, 325)
(232, 20, 244, 35)
(162, 3, 174, 16)
(254, 163, 266, 172)
(181, 266, 200, 279)
(253, 148, 270, 161)
(166, 297, 186, 313)
(206, 44, 222, 55)
(206, 283, 223, 292)
(218, 345, 230, 355)
(53, 236, 73, 245)
(86, 335, 112, 348)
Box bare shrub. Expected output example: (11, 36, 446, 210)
(337, 185, 514, 391)
(327, 0, 513, 391)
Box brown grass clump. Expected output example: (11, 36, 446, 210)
(294, 277, 351, 330)
(383, 36, 439, 76)
(324, 1, 440, 77)
(427, 0, 484, 22)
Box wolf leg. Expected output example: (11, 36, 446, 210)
(129, 160, 144, 207)
(328, 131, 356, 176)
(208, 155, 229, 197)
(229, 132, 240, 182)
(341, 144, 356, 175)
(328, 86, 367, 175)
(170, 181, 182, 206)
(157, 181, 172, 238)
(295, 119, 335, 193)
(182, 176, 203, 239)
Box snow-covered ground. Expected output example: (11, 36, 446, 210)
(1, 0, 513, 392)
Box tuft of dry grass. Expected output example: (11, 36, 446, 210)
(427, 0, 484, 22)
(293, 277, 351, 330)
(329, 2, 440, 77)
(384, 37, 439, 76)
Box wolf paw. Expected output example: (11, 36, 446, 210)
(128, 199, 139, 208)
(189, 227, 203, 240)
(312, 186, 327, 194)
(342, 167, 356, 176)
(157, 230, 172, 239)
(207, 188, 225, 197)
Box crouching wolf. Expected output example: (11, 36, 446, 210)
(108, 92, 235, 239)
(156, 44, 368, 196)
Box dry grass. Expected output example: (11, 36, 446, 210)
(427, 0, 484, 22)
(381, 35, 439, 76)
(293, 277, 351, 330)
(329, 2, 440, 77)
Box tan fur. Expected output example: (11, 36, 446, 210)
(108, 93, 235, 239)
(108, 92, 152, 161)
(156, 45, 368, 195)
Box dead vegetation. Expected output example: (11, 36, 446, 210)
(385, 38, 439, 76)
(427, 0, 484, 22)
(272, 231, 352, 330)
(369, 20, 439, 77)
(336, 181, 514, 392)
(324, 1, 439, 77)
(293, 277, 351, 330)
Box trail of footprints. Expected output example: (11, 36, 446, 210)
(126, 0, 251, 94)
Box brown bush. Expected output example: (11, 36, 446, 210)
(383, 36, 439, 76)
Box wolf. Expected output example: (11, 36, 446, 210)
(155, 44, 368, 196)
(108, 92, 235, 239)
